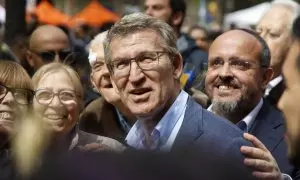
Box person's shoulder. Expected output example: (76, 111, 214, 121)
(187, 97, 243, 137)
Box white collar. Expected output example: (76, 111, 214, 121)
(241, 98, 263, 130)
(207, 98, 264, 131)
(265, 75, 283, 96)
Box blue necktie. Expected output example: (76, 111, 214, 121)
(236, 121, 248, 132)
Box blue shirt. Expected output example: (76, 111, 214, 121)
(125, 90, 189, 151)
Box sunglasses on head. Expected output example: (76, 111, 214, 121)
(32, 50, 74, 64)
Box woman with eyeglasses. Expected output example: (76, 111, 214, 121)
(31, 62, 125, 152)
(0, 60, 34, 179)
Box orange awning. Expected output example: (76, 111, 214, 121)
(70, 0, 120, 27)
(34, 1, 71, 26)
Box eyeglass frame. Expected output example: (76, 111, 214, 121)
(34, 88, 79, 106)
(208, 57, 269, 72)
(0, 84, 34, 105)
(108, 51, 170, 78)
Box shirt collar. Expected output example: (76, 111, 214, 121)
(265, 75, 283, 96)
(241, 98, 263, 130)
(125, 90, 189, 149)
(207, 98, 264, 131)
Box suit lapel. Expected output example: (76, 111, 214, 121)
(171, 97, 204, 150)
(249, 102, 284, 152)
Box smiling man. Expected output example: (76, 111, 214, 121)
(103, 13, 256, 179)
(206, 29, 300, 179)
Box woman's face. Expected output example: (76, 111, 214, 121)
(0, 84, 29, 135)
(33, 71, 80, 135)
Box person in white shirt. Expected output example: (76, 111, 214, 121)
(205, 28, 300, 179)
(256, 0, 300, 106)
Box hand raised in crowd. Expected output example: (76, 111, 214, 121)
(241, 133, 284, 180)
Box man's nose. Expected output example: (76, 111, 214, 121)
(54, 53, 61, 62)
(145, 7, 153, 16)
(128, 61, 145, 83)
(219, 63, 233, 78)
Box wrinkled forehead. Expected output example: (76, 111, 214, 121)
(110, 30, 164, 58)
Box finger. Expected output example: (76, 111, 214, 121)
(190, 87, 197, 94)
(252, 171, 281, 180)
(244, 158, 273, 172)
(241, 146, 270, 161)
(243, 133, 268, 151)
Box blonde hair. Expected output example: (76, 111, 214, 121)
(0, 60, 33, 90)
(32, 62, 84, 100)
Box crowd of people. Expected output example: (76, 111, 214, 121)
(1, 0, 300, 179)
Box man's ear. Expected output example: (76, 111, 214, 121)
(26, 50, 35, 68)
(171, 12, 184, 27)
(172, 53, 183, 80)
(262, 67, 274, 89)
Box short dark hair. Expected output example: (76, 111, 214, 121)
(188, 25, 208, 37)
(169, 0, 186, 29)
(237, 28, 271, 68)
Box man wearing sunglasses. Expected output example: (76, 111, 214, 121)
(26, 25, 73, 72)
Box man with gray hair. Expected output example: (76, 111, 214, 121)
(104, 12, 255, 179)
(256, 0, 300, 106)
(205, 28, 300, 179)
(80, 31, 135, 142)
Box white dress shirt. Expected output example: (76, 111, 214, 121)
(125, 90, 189, 151)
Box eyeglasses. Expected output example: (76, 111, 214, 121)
(0, 84, 34, 105)
(208, 58, 267, 71)
(109, 51, 168, 78)
(34, 89, 77, 105)
(31, 50, 74, 64)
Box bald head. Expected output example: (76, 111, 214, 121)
(210, 29, 270, 67)
(29, 25, 69, 50)
(27, 25, 71, 70)
(206, 29, 273, 123)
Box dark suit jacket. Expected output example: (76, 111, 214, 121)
(249, 101, 300, 179)
(171, 97, 255, 180)
(79, 97, 127, 142)
(265, 80, 285, 107)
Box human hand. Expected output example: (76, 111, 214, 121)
(77, 142, 111, 152)
(241, 133, 283, 180)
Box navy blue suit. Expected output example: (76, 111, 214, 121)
(172, 97, 255, 180)
(250, 101, 300, 179)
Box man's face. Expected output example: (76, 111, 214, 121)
(144, 0, 173, 24)
(90, 44, 120, 105)
(189, 28, 209, 51)
(256, 5, 293, 72)
(28, 32, 71, 69)
(109, 30, 182, 118)
(205, 31, 271, 114)
(278, 40, 300, 166)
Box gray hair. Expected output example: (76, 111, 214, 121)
(272, 0, 300, 28)
(103, 13, 179, 72)
(88, 31, 108, 66)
